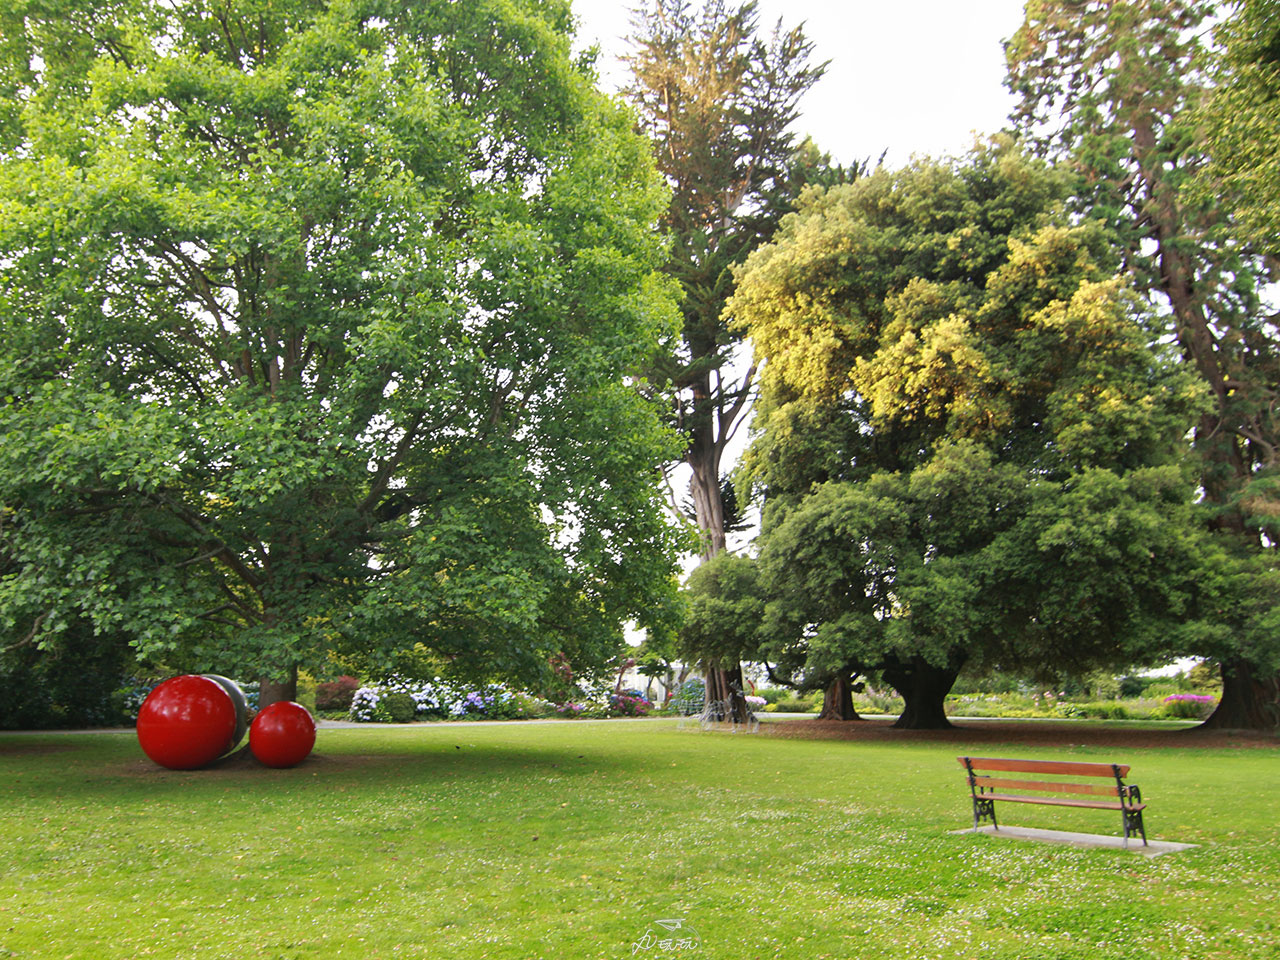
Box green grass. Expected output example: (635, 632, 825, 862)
(2, 720, 1277, 959)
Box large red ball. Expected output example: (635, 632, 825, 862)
(136, 675, 238, 770)
(249, 701, 316, 768)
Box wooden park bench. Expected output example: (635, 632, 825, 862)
(958, 756, 1148, 846)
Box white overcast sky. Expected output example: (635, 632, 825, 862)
(571, 0, 1030, 166)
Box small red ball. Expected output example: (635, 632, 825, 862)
(249, 701, 316, 768)
(137, 675, 238, 770)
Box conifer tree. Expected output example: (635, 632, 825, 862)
(1008, 0, 1280, 729)
(623, 0, 833, 720)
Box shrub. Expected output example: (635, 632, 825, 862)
(771, 694, 820, 713)
(609, 693, 652, 717)
(1118, 675, 1149, 698)
(316, 676, 360, 711)
(382, 691, 417, 723)
(856, 691, 903, 715)
(1, 626, 138, 729)
(671, 678, 705, 715)
(1188, 660, 1220, 692)
(349, 686, 381, 722)
(1071, 701, 1131, 720)
(1160, 693, 1216, 719)
(513, 692, 556, 718)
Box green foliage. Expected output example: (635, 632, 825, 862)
(1189, 660, 1222, 692)
(761, 692, 820, 713)
(0, 620, 136, 729)
(678, 551, 764, 664)
(0, 0, 683, 687)
(1091, 702, 1132, 720)
(380, 692, 417, 724)
(1158, 694, 1217, 720)
(1194, 0, 1280, 251)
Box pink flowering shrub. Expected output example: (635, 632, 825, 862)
(1161, 693, 1217, 719)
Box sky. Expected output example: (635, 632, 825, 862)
(570, 0, 1030, 166)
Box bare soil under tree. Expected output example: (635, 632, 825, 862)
(760, 717, 1277, 750)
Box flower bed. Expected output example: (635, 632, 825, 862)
(348, 678, 549, 723)
(346, 678, 657, 722)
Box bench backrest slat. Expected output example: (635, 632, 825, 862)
(969, 776, 1122, 797)
(957, 756, 1129, 779)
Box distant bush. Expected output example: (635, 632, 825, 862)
(1160, 693, 1216, 720)
(382, 692, 417, 723)
(316, 676, 360, 711)
(1070, 702, 1131, 720)
(856, 691, 904, 715)
(1118, 675, 1149, 698)
(349, 677, 532, 722)
(609, 692, 652, 717)
(1, 626, 137, 729)
(770, 693, 820, 713)
(671, 679, 705, 715)
(513, 692, 557, 718)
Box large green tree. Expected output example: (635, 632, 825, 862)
(623, 0, 833, 720)
(732, 143, 1206, 728)
(1007, 0, 1280, 729)
(0, 0, 684, 706)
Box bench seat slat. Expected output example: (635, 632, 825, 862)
(971, 777, 1122, 797)
(958, 756, 1129, 778)
(981, 793, 1146, 811)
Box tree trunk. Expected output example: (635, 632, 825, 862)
(818, 671, 862, 720)
(1199, 659, 1280, 731)
(1132, 117, 1280, 729)
(259, 665, 298, 711)
(688, 405, 749, 722)
(703, 659, 750, 723)
(881, 656, 961, 730)
(688, 438, 727, 562)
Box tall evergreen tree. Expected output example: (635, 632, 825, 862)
(1007, 0, 1280, 729)
(623, 0, 833, 719)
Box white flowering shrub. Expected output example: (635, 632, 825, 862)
(349, 686, 383, 722)
(347, 677, 553, 722)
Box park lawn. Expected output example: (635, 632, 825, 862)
(1, 720, 1276, 960)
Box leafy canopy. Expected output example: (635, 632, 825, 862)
(0, 0, 684, 684)
(732, 142, 1206, 689)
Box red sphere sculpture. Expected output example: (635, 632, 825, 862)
(249, 701, 316, 768)
(136, 675, 238, 770)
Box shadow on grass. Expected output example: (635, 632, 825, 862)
(759, 716, 1278, 749)
(0, 731, 636, 801)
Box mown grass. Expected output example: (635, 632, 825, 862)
(1, 719, 1276, 959)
